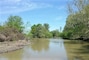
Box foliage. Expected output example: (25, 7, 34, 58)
(5, 15, 24, 33)
(62, 0, 89, 40)
(51, 30, 60, 38)
(44, 23, 49, 30)
(29, 23, 56, 38)
(30, 24, 52, 38)
(0, 15, 25, 42)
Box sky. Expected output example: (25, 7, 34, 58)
(0, 0, 71, 32)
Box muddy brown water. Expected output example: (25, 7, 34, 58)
(0, 38, 89, 60)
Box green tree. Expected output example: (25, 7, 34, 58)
(31, 24, 45, 38)
(36, 24, 45, 38)
(6, 15, 24, 33)
(0, 15, 25, 41)
(30, 23, 52, 38)
(62, 0, 89, 40)
(44, 23, 49, 30)
(51, 30, 60, 38)
(31, 25, 37, 38)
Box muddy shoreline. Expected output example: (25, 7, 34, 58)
(0, 40, 30, 54)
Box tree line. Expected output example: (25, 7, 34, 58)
(61, 0, 89, 41)
(28, 23, 60, 38)
(0, 15, 61, 42)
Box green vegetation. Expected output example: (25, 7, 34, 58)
(51, 30, 60, 38)
(5, 16, 24, 33)
(0, 15, 25, 42)
(61, 0, 89, 41)
(1, 0, 89, 41)
(29, 23, 60, 38)
(0, 15, 61, 42)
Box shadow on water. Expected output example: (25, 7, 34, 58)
(74, 44, 89, 54)
(73, 44, 89, 60)
(64, 40, 81, 44)
(64, 40, 89, 60)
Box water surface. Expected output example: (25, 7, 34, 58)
(0, 38, 89, 60)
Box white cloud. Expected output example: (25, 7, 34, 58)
(0, 0, 52, 14)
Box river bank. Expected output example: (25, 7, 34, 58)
(0, 40, 30, 54)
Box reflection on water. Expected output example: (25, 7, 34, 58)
(29, 38, 49, 52)
(64, 40, 89, 60)
(0, 39, 89, 60)
(22, 38, 67, 60)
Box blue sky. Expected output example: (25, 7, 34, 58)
(0, 0, 71, 31)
